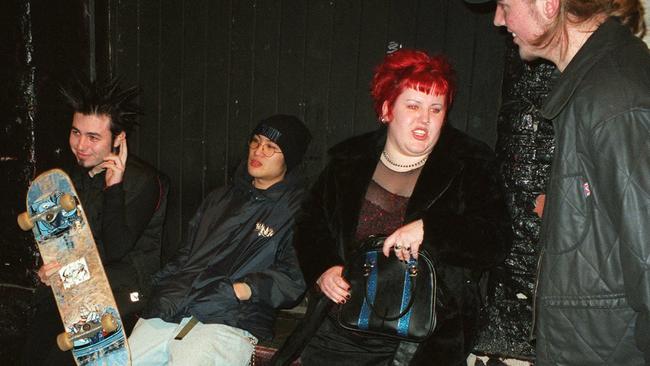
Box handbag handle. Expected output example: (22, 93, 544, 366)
(361, 254, 418, 321)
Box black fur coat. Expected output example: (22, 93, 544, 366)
(278, 125, 511, 365)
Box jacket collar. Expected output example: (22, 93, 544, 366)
(541, 18, 627, 120)
(328, 127, 385, 238)
(234, 161, 303, 201)
(405, 126, 462, 221)
(329, 125, 464, 237)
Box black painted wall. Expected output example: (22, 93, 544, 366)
(1, 1, 92, 363)
(105, 0, 507, 255)
(0, 3, 36, 360)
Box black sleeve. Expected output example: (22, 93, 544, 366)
(590, 110, 650, 357)
(149, 223, 194, 286)
(100, 174, 159, 262)
(422, 155, 511, 270)
(239, 230, 307, 309)
(150, 188, 223, 284)
(293, 164, 345, 286)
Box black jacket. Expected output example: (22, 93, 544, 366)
(279, 125, 510, 365)
(535, 19, 650, 365)
(141, 164, 307, 341)
(70, 155, 167, 315)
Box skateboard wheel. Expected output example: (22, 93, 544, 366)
(101, 313, 118, 333)
(59, 194, 76, 212)
(17, 212, 34, 231)
(56, 332, 73, 351)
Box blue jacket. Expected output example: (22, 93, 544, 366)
(142, 164, 307, 341)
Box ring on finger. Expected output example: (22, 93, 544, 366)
(395, 243, 402, 250)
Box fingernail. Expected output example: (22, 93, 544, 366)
(345, 294, 351, 299)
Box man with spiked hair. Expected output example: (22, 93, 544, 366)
(21, 77, 168, 365)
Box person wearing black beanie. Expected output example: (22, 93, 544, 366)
(250, 114, 312, 173)
(128, 114, 311, 365)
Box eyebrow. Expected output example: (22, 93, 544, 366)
(71, 127, 102, 139)
(406, 99, 443, 105)
(406, 99, 444, 107)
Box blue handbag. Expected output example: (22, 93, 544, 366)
(337, 236, 437, 342)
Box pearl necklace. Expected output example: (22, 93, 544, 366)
(381, 151, 428, 172)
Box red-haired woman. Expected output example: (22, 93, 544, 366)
(273, 49, 510, 365)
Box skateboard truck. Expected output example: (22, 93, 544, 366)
(56, 313, 118, 351)
(17, 193, 77, 231)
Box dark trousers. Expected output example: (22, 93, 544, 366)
(301, 316, 400, 366)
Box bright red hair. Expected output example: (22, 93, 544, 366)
(370, 49, 456, 119)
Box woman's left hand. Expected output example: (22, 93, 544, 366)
(382, 219, 424, 261)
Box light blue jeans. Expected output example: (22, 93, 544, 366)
(129, 317, 257, 366)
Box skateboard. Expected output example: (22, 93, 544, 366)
(18, 169, 131, 365)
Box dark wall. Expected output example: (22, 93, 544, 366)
(33, 2, 92, 170)
(105, 0, 506, 251)
(0, 5, 36, 358)
(0, 1, 90, 363)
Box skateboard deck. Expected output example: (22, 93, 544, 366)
(19, 169, 131, 365)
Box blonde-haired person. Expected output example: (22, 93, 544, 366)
(466, 0, 650, 364)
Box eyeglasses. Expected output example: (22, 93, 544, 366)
(249, 137, 283, 157)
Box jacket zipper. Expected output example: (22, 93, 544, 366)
(529, 247, 544, 342)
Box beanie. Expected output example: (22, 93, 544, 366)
(251, 114, 312, 172)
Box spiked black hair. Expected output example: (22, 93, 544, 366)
(60, 76, 141, 135)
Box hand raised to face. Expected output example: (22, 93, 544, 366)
(94, 134, 128, 187)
